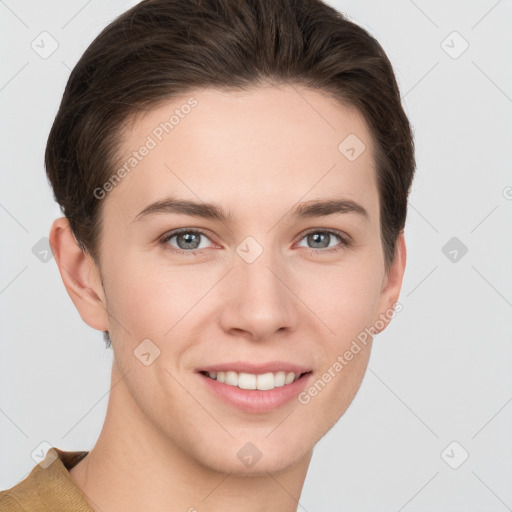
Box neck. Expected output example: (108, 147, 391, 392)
(69, 362, 313, 512)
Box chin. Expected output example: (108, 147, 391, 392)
(193, 436, 310, 476)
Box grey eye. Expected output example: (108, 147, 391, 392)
(166, 231, 211, 251)
(298, 231, 342, 249)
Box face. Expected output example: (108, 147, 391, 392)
(89, 85, 404, 475)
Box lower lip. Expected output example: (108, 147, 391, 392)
(198, 372, 313, 414)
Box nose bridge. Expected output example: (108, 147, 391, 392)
(235, 233, 286, 299)
(220, 233, 298, 337)
(235, 225, 287, 278)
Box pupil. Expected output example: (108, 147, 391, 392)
(310, 233, 328, 248)
(179, 232, 200, 249)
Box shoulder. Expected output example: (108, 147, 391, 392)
(0, 465, 46, 512)
(0, 447, 90, 512)
(0, 492, 26, 511)
(0, 471, 45, 511)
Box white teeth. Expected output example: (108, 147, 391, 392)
(225, 371, 238, 386)
(274, 371, 286, 387)
(206, 370, 304, 390)
(285, 372, 296, 385)
(239, 372, 257, 390)
(255, 372, 274, 390)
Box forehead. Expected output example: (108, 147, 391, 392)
(105, 85, 379, 225)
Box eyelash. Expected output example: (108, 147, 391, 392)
(159, 228, 352, 257)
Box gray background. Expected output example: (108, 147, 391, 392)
(1, 1, 511, 510)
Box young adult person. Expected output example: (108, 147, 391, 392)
(0, 0, 414, 510)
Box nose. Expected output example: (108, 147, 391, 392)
(218, 242, 299, 341)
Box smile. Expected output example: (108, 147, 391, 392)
(200, 370, 307, 390)
(198, 368, 313, 413)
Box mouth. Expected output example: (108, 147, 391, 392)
(198, 370, 312, 391)
(197, 366, 314, 414)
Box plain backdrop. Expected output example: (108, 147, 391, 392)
(1, 1, 511, 510)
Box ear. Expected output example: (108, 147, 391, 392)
(49, 217, 109, 332)
(374, 230, 407, 333)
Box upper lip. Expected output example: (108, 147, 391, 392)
(197, 361, 312, 375)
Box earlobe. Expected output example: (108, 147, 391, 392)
(375, 231, 407, 333)
(49, 217, 109, 332)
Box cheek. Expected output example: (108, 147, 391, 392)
(303, 263, 383, 335)
(104, 238, 384, 345)
(295, 334, 372, 449)
(107, 257, 382, 329)
(104, 253, 195, 336)
(297, 262, 381, 412)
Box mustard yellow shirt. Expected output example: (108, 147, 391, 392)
(0, 447, 93, 511)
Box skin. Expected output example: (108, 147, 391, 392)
(50, 84, 406, 512)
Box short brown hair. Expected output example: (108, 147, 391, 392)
(46, 0, 415, 270)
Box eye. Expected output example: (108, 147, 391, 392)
(160, 229, 214, 255)
(296, 229, 350, 254)
(159, 228, 351, 257)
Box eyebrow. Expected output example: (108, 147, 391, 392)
(132, 195, 369, 223)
